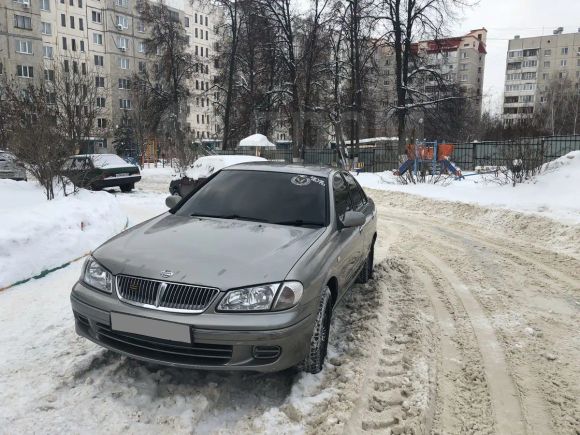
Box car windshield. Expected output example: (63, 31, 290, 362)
(176, 170, 328, 227)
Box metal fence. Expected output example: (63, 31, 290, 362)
(210, 135, 580, 173)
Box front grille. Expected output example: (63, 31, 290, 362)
(94, 323, 233, 366)
(116, 275, 219, 313)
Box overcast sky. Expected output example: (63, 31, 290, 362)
(452, 0, 580, 113)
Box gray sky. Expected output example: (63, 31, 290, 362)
(452, 0, 580, 113)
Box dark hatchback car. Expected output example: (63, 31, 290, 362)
(63, 154, 141, 192)
(71, 163, 376, 373)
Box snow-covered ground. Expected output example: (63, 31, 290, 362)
(0, 156, 578, 434)
(355, 151, 580, 224)
(0, 181, 127, 288)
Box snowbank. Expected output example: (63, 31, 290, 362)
(356, 151, 580, 224)
(0, 180, 127, 288)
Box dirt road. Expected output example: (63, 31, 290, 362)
(1, 187, 578, 434)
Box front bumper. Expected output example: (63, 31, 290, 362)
(70, 281, 316, 372)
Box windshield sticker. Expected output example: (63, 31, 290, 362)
(291, 175, 326, 187)
(291, 175, 311, 186)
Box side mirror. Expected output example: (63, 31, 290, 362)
(340, 211, 365, 228)
(165, 194, 181, 209)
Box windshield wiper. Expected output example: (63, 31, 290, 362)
(191, 213, 269, 223)
(273, 220, 325, 227)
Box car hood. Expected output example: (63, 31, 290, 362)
(94, 213, 325, 289)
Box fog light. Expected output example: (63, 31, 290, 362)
(252, 345, 281, 359)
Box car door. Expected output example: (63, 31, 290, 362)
(332, 172, 363, 295)
(342, 172, 374, 260)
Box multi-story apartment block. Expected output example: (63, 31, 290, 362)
(411, 28, 487, 113)
(502, 28, 580, 125)
(1, 0, 220, 153)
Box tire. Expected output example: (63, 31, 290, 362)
(300, 287, 332, 374)
(120, 184, 134, 193)
(356, 244, 374, 284)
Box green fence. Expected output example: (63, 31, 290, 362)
(210, 135, 580, 173)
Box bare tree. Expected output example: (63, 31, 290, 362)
(535, 78, 580, 135)
(4, 81, 75, 199)
(136, 0, 197, 172)
(378, 0, 474, 152)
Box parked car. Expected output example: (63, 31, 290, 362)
(0, 150, 27, 181)
(71, 162, 377, 373)
(63, 154, 141, 192)
(169, 155, 266, 196)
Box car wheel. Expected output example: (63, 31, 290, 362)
(356, 244, 374, 284)
(120, 184, 133, 193)
(300, 287, 332, 374)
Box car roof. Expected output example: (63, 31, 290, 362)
(222, 161, 337, 177)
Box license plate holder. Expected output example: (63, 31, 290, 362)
(110, 312, 191, 344)
(116, 173, 130, 177)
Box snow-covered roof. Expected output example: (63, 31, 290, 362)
(185, 155, 266, 180)
(79, 154, 135, 169)
(238, 134, 276, 148)
(343, 137, 398, 145)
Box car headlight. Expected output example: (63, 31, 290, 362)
(217, 281, 303, 312)
(82, 256, 113, 294)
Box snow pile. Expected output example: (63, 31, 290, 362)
(186, 155, 266, 180)
(239, 134, 276, 148)
(0, 180, 127, 288)
(356, 151, 580, 224)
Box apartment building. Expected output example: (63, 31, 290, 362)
(502, 28, 580, 124)
(411, 29, 487, 113)
(0, 0, 220, 153)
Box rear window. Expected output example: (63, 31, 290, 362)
(176, 170, 328, 227)
(91, 154, 132, 169)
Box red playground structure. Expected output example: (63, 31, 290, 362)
(394, 142, 463, 178)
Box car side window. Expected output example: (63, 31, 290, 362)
(342, 172, 367, 210)
(333, 173, 352, 219)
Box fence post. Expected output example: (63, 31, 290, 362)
(472, 142, 477, 171)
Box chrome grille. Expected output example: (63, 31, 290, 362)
(116, 275, 219, 313)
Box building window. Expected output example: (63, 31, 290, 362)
(78, 0, 82, 7)
(561, 47, 568, 55)
(94, 55, 103, 66)
(16, 39, 33, 54)
(206, 30, 209, 40)
(71, 39, 77, 51)
(80, 40, 85, 52)
(137, 20, 144, 32)
(60, 14, 66, 27)
(95, 76, 105, 87)
(116, 15, 128, 29)
(138, 41, 145, 53)
(79, 18, 84, 31)
(115, 0, 128, 7)
(91, 11, 102, 23)
(81, 62, 86, 75)
(93, 33, 103, 45)
(185, 17, 189, 27)
(96, 97, 106, 108)
(41, 22, 52, 35)
(544, 61, 550, 68)
(205, 16, 208, 26)
(119, 99, 132, 109)
(118, 78, 130, 89)
(522, 60, 537, 68)
(544, 49, 551, 56)
(460, 74, 468, 82)
(119, 57, 129, 69)
(44, 69, 55, 81)
(195, 13, 197, 23)
(139, 61, 146, 73)
(17, 65, 34, 78)
(70, 16, 75, 29)
(97, 118, 107, 128)
(14, 15, 32, 30)
(63, 59, 69, 72)
(40, 0, 50, 11)
(62, 37, 67, 50)
(118, 37, 128, 50)
(43, 45, 54, 59)
(560, 59, 567, 67)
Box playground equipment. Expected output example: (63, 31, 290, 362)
(394, 141, 463, 178)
